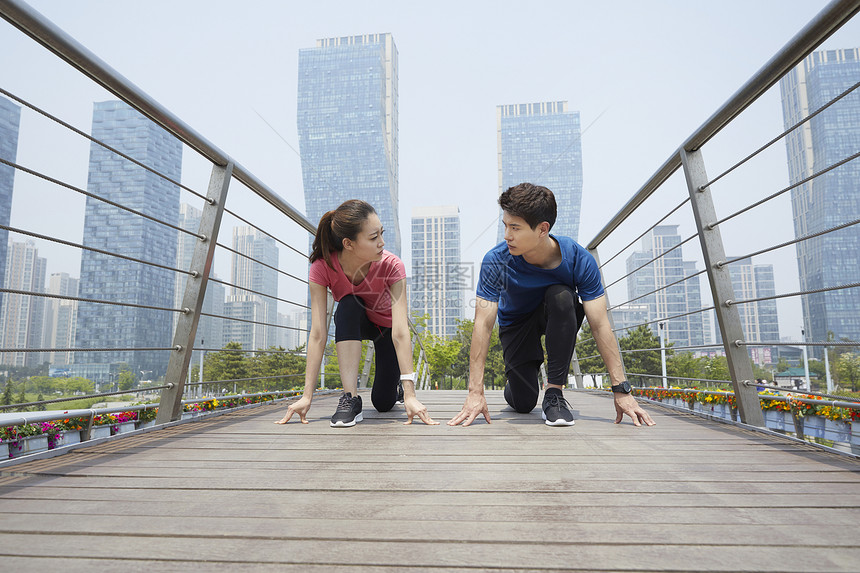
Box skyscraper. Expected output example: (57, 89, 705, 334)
(716, 257, 780, 365)
(75, 101, 182, 377)
(175, 203, 223, 355)
(43, 272, 79, 367)
(411, 206, 465, 337)
(625, 226, 710, 349)
(223, 226, 278, 350)
(0, 97, 21, 310)
(298, 33, 400, 255)
(779, 48, 860, 346)
(496, 102, 583, 243)
(0, 240, 47, 367)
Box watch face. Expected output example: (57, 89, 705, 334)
(622, 381, 632, 393)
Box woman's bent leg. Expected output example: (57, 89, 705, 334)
(334, 295, 373, 396)
(370, 328, 400, 412)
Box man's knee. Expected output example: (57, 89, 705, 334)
(544, 284, 576, 314)
(504, 380, 538, 413)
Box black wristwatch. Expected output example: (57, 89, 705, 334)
(611, 381, 632, 394)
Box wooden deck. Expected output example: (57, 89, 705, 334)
(0, 389, 858, 572)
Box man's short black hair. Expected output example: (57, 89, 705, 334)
(498, 182, 557, 230)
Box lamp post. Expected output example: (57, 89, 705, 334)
(659, 322, 668, 389)
(801, 328, 811, 392)
(198, 338, 205, 399)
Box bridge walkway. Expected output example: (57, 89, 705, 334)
(0, 390, 858, 572)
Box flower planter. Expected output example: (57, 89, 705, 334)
(712, 404, 729, 420)
(802, 415, 825, 439)
(113, 422, 136, 435)
(823, 419, 851, 443)
(91, 425, 111, 439)
(763, 410, 791, 432)
(0, 442, 8, 458)
(181, 411, 199, 420)
(53, 430, 81, 448)
(7, 435, 49, 458)
(138, 420, 156, 429)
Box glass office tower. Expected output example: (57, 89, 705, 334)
(780, 48, 860, 347)
(75, 101, 182, 378)
(298, 33, 400, 255)
(496, 101, 583, 243)
(0, 97, 21, 311)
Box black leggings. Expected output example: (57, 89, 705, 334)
(333, 295, 401, 412)
(498, 285, 584, 413)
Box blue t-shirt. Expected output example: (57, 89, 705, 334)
(476, 235, 605, 327)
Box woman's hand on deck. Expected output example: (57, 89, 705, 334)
(275, 395, 311, 424)
(403, 396, 439, 425)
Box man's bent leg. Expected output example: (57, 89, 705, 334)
(503, 361, 541, 413)
(542, 285, 584, 387)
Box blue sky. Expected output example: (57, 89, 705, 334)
(2, 0, 858, 340)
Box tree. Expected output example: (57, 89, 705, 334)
(15, 381, 27, 410)
(35, 393, 46, 411)
(250, 346, 307, 392)
(807, 359, 825, 381)
(703, 356, 730, 383)
(667, 352, 705, 384)
(573, 323, 604, 375)
(834, 353, 860, 392)
(618, 325, 668, 381)
(118, 367, 136, 392)
(424, 334, 460, 389)
(1, 381, 12, 406)
(205, 342, 249, 390)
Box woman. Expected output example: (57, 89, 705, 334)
(276, 199, 438, 427)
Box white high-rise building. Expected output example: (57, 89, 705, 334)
(0, 240, 47, 367)
(410, 206, 465, 338)
(223, 227, 278, 350)
(43, 273, 79, 367)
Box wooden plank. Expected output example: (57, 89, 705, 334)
(0, 532, 858, 572)
(0, 389, 857, 573)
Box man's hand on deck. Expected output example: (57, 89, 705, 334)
(614, 394, 655, 427)
(448, 391, 491, 426)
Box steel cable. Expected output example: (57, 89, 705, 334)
(0, 224, 194, 276)
(0, 86, 208, 202)
(0, 157, 205, 240)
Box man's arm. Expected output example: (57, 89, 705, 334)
(582, 296, 655, 427)
(447, 296, 497, 426)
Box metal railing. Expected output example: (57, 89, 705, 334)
(573, 0, 860, 428)
(0, 0, 429, 440)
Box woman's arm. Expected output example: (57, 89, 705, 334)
(275, 281, 329, 424)
(389, 278, 438, 425)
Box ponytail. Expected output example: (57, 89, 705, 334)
(310, 200, 377, 268)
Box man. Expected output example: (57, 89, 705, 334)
(449, 183, 655, 427)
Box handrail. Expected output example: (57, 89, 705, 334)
(587, 0, 860, 250)
(0, 0, 315, 234)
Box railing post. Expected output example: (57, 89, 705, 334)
(319, 291, 335, 390)
(359, 341, 374, 388)
(680, 148, 763, 427)
(156, 162, 232, 424)
(586, 247, 628, 387)
(570, 350, 583, 389)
